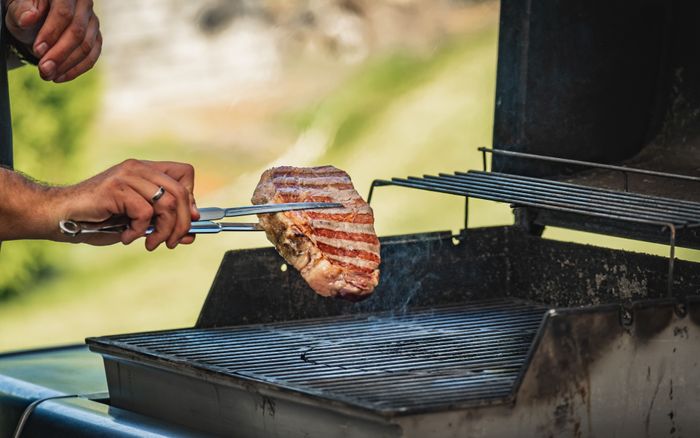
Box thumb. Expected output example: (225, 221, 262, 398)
(5, 0, 48, 44)
(7, 0, 37, 27)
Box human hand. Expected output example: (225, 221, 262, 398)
(4, 0, 102, 83)
(52, 160, 199, 250)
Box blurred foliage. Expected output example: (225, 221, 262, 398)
(290, 51, 437, 151)
(0, 67, 101, 300)
(9, 66, 101, 179)
(289, 36, 483, 157)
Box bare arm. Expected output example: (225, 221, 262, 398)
(0, 167, 61, 241)
(0, 160, 200, 250)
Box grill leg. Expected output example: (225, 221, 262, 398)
(514, 207, 545, 236)
(464, 197, 469, 230)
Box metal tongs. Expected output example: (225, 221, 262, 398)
(58, 202, 342, 237)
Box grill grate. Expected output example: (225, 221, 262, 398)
(370, 170, 700, 229)
(91, 300, 546, 415)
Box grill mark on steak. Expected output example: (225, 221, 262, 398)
(305, 211, 375, 224)
(277, 193, 337, 204)
(276, 192, 365, 206)
(311, 227, 380, 244)
(325, 256, 377, 273)
(272, 174, 351, 183)
(275, 187, 361, 198)
(315, 241, 380, 262)
(310, 220, 377, 234)
(274, 182, 354, 190)
(312, 235, 380, 253)
(270, 168, 347, 178)
(253, 165, 379, 300)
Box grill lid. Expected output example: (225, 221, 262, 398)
(87, 300, 545, 416)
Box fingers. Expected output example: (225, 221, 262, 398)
(54, 30, 101, 83)
(149, 161, 196, 192)
(146, 193, 178, 251)
(118, 160, 194, 250)
(114, 185, 154, 245)
(6, 0, 102, 83)
(52, 12, 99, 81)
(148, 161, 199, 220)
(36, 0, 97, 81)
(32, 0, 75, 57)
(127, 178, 179, 251)
(143, 177, 193, 250)
(4, 0, 49, 45)
(179, 235, 196, 245)
(62, 159, 197, 250)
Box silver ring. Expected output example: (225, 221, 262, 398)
(150, 186, 166, 203)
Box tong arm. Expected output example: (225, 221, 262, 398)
(59, 219, 262, 236)
(198, 202, 343, 220)
(189, 221, 262, 233)
(58, 202, 338, 236)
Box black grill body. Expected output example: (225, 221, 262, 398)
(87, 0, 700, 436)
(88, 229, 700, 437)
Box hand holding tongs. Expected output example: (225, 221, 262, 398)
(58, 202, 342, 237)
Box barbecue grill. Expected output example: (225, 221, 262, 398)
(13, 0, 700, 437)
(85, 228, 700, 437)
(83, 2, 700, 435)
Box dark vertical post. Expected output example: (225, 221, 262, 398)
(0, 27, 13, 169)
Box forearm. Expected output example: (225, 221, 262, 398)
(0, 167, 65, 241)
(1, 160, 198, 249)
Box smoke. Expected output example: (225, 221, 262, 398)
(359, 231, 447, 317)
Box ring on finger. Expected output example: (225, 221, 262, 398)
(150, 186, 166, 204)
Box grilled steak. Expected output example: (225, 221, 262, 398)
(252, 166, 380, 300)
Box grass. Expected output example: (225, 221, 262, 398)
(1, 17, 698, 352)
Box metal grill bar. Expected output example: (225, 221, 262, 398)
(367, 169, 700, 296)
(378, 172, 699, 227)
(466, 171, 700, 209)
(90, 300, 546, 415)
(459, 172, 700, 215)
(411, 174, 691, 223)
(179, 322, 538, 366)
(479, 147, 700, 187)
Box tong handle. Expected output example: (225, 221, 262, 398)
(59, 218, 262, 236)
(59, 217, 130, 236)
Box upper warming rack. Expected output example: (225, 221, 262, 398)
(367, 148, 700, 295)
(370, 170, 700, 230)
(368, 147, 700, 239)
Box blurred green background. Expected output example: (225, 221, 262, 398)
(0, 1, 698, 352)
